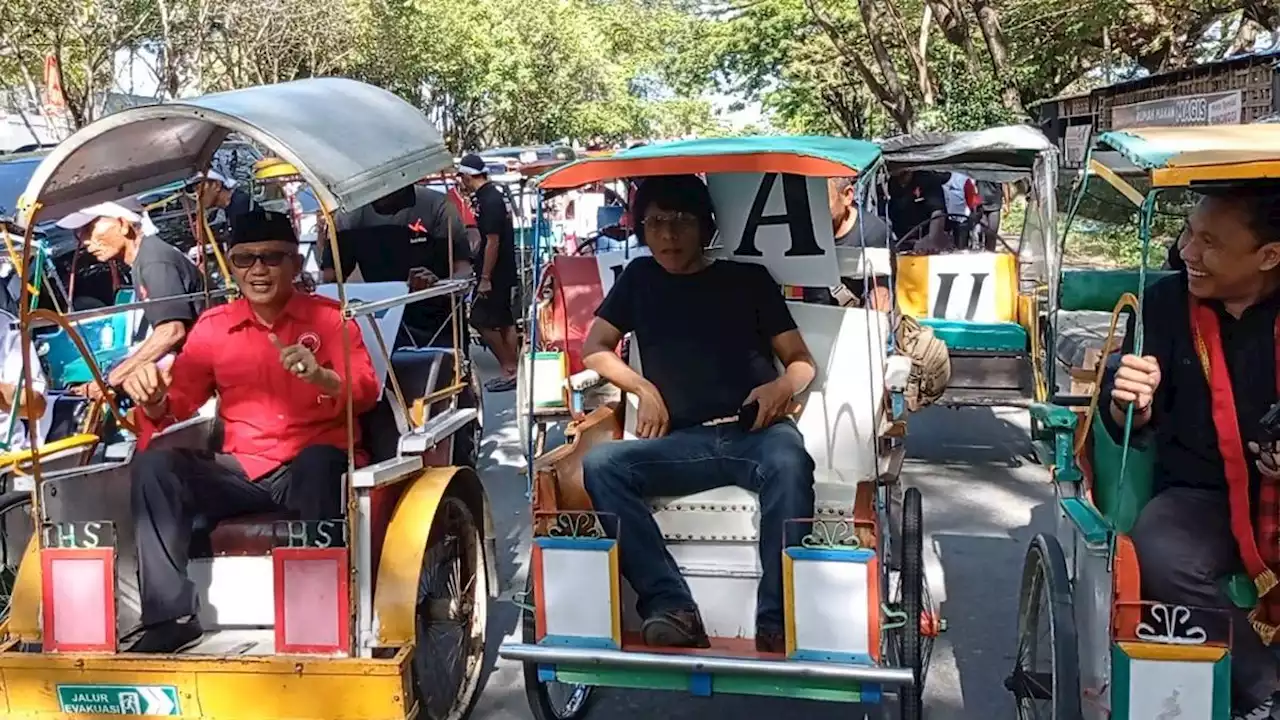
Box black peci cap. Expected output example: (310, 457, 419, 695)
(228, 208, 298, 249)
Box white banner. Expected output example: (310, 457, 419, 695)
(706, 173, 839, 287)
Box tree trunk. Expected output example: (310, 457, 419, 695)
(969, 0, 1025, 114)
(853, 0, 916, 129)
(883, 0, 934, 105)
(926, 0, 980, 72)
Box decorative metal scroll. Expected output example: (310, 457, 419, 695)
(1135, 604, 1209, 645)
(544, 511, 607, 539)
(800, 519, 862, 550)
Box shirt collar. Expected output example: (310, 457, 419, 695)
(228, 290, 308, 331)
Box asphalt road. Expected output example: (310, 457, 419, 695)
(462, 345, 1064, 720)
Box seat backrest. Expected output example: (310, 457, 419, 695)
(316, 282, 408, 396)
(1058, 269, 1177, 313)
(895, 252, 1019, 322)
(624, 302, 888, 482)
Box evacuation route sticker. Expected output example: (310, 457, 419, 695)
(56, 684, 180, 715)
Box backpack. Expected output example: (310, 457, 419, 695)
(894, 315, 951, 411)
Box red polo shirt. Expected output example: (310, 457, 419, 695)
(138, 291, 381, 480)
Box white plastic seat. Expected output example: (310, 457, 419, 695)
(624, 301, 891, 541)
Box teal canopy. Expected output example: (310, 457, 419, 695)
(536, 136, 882, 189)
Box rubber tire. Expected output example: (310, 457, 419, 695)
(0, 491, 33, 622)
(522, 574, 594, 720)
(451, 371, 482, 469)
(899, 486, 925, 720)
(1010, 534, 1082, 720)
(412, 493, 488, 720)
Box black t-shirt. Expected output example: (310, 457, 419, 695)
(597, 257, 797, 430)
(976, 180, 1003, 209)
(131, 234, 205, 343)
(328, 187, 470, 343)
(225, 189, 252, 226)
(1101, 276, 1280, 511)
(472, 182, 517, 289)
(800, 216, 892, 305)
(888, 171, 948, 241)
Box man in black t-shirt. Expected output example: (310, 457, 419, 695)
(56, 201, 205, 398)
(975, 180, 1004, 251)
(325, 184, 472, 348)
(187, 170, 252, 231)
(580, 174, 818, 654)
(456, 154, 519, 392)
(888, 169, 949, 251)
(802, 177, 893, 310)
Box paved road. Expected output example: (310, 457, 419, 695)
(463, 348, 1061, 719)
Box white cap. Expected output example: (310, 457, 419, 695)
(55, 200, 157, 236)
(186, 170, 237, 189)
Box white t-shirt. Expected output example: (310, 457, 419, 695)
(0, 311, 51, 451)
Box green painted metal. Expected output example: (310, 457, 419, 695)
(1029, 402, 1077, 430)
(550, 666, 867, 703)
(1060, 497, 1111, 547)
(537, 135, 882, 186)
(1089, 411, 1156, 535)
(1097, 130, 1179, 171)
(1110, 645, 1131, 720)
(1212, 654, 1232, 719)
(1058, 269, 1178, 313)
(918, 319, 1028, 353)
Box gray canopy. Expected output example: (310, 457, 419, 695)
(21, 78, 453, 224)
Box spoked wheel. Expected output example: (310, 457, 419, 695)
(521, 574, 594, 720)
(412, 493, 489, 720)
(1006, 534, 1081, 720)
(893, 486, 925, 720)
(0, 491, 32, 622)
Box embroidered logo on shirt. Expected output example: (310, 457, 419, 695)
(408, 218, 430, 243)
(298, 331, 322, 353)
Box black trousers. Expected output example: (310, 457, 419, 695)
(1131, 487, 1278, 708)
(130, 445, 346, 626)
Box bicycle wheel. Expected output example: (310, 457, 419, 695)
(1006, 534, 1082, 720)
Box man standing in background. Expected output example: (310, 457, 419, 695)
(456, 153, 520, 393)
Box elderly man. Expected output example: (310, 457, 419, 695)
(121, 209, 379, 654)
(580, 174, 817, 653)
(56, 201, 205, 397)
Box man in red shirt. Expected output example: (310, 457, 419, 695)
(120, 209, 380, 653)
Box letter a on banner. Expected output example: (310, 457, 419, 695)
(706, 173, 838, 287)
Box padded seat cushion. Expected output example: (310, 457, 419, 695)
(920, 318, 1027, 353)
(189, 511, 298, 558)
(390, 347, 456, 401)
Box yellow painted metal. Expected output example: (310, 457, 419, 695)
(894, 253, 1018, 322)
(375, 465, 483, 645)
(1152, 160, 1280, 188)
(8, 536, 40, 641)
(1087, 158, 1145, 207)
(0, 434, 98, 471)
(252, 157, 302, 182)
(0, 646, 415, 719)
(1115, 641, 1226, 662)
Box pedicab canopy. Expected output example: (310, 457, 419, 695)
(19, 77, 454, 226)
(878, 124, 1055, 182)
(536, 136, 884, 288)
(1096, 125, 1280, 188)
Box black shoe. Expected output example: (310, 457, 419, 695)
(755, 627, 786, 654)
(124, 617, 204, 654)
(641, 608, 711, 649)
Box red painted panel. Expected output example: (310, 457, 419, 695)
(273, 548, 351, 654)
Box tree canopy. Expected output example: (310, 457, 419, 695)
(1, 0, 1277, 143)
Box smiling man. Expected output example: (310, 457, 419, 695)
(56, 201, 204, 397)
(1104, 188, 1280, 718)
(579, 174, 817, 654)
(120, 209, 379, 654)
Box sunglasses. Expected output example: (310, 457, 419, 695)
(228, 250, 291, 269)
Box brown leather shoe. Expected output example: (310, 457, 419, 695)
(641, 608, 711, 648)
(755, 627, 786, 654)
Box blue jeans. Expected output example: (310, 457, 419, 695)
(582, 421, 816, 631)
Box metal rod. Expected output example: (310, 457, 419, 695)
(341, 279, 471, 320)
(497, 643, 916, 685)
(27, 288, 234, 328)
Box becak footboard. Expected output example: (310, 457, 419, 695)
(531, 401, 624, 535)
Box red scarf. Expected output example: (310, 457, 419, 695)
(1190, 298, 1280, 643)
